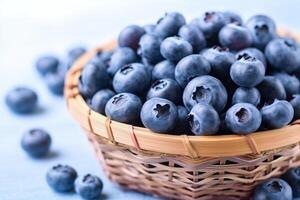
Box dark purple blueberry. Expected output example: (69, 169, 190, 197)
(225, 103, 261, 134)
(160, 36, 193, 63)
(290, 95, 300, 119)
(45, 72, 65, 96)
(188, 103, 220, 135)
(174, 105, 190, 134)
(175, 54, 211, 88)
(75, 174, 103, 200)
(236, 48, 267, 68)
(90, 89, 116, 115)
(35, 55, 60, 76)
(140, 98, 178, 133)
(282, 168, 300, 197)
(118, 25, 145, 50)
(152, 60, 175, 81)
(232, 87, 261, 106)
(273, 72, 300, 98)
(138, 34, 163, 65)
(218, 24, 253, 51)
(223, 11, 243, 25)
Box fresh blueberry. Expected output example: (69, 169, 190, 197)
(236, 47, 267, 67)
(113, 63, 151, 95)
(160, 36, 193, 63)
(6, 87, 38, 114)
(257, 76, 287, 104)
(230, 55, 265, 87)
(147, 78, 182, 105)
(138, 34, 163, 65)
(90, 89, 116, 115)
(105, 93, 142, 124)
(44, 72, 65, 96)
(140, 97, 178, 133)
(246, 15, 277, 50)
(144, 24, 156, 34)
(118, 25, 145, 51)
(265, 38, 300, 73)
(36, 55, 60, 76)
(68, 46, 86, 61)
(141, 57, 154, 76)
(290, 95, 300, 119)
(90, 50, 113, 69)
(154, 12, 186, 39)
(223, 11, 243, 25)
(178, 24, 207, 53)
(282, 168, 300, 197)
(21, 128, 51, 157)
(188, 103, 220, 135)
(75, 174, 103, 200)
(232, 87, 261, 106)
(183, 75, 228, 112)
(108, 47, 138, 76)
(200, 46, 235, 81)
(175, 54, 211, 88)
(225, 103, 261, 134)
(273, 72, 300, 98)
(46, 164, 77, 193)
(174, 105, 190, 134)
(261, 99, 294, 129)
(152, 60, 175, 81)
(253, 178, 292, 200)
(219, 24, 253, 51)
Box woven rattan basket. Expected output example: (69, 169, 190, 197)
(65, 29, 300, 200)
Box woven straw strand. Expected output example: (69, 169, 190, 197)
(105, 118, 116, 144)
(182, 135, 199, 159)
(245, 135, 261, 155)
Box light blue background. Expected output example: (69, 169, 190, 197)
(1, 0, 300, 199)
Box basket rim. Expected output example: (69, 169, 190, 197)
(64, 28, 300, 158)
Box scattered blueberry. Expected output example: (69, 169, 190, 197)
(223, 11, 243, 25)
(44, 72, 65, 95)
(152, 60, 175, 81)
(282, 167, 300, 198)
(75, 174, 103, 200)
(273, 72, 300, 98)
(236, 47, 267, 68)
(36, 55, 60, 76)
(91, 89, 116, 115)
(138, 34, 163, 65)
(118, 25, 145, 51)
(232, 87, 261, 106)
(290, 95, 300, 119)
(68, 46, 86, 62)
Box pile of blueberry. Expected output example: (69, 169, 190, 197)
(78, 11, 300, 136)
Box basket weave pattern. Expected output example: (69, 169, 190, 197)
(65, 29, 300, 199)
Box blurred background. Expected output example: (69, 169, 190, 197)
(0, 0, 299, 199)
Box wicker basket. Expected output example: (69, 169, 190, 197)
(65, 29, 300, 200)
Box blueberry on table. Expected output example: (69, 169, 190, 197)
(6, 87, 38, 114)
(118, 25, 145, 51)
(140, 97, 178, 133)
(154, 12, 186, 39)
(45, 72, 65, 96)
(236, 47, 267, 68)
(290, 95, 300, 119)
(90, 89, 115, 115)
(46, 164, 77, 192)
(152, 60, 175, 81)
(35, 55, 60, 76)
(232, 87, 261, 106)
(230, 55, 265, 87)
(282, 168, 300, 197)
(188, 103, 220, 136)
(253, 178, 292, 200)
(21, 128, 51, 157)
(75, 174, 103, 200)
(147, 78, 182, 105)
(225, 103, 261, 134)
(174, 105, 190, 134)
(175, 54, 211, 88)
(222, 11, 243, 25)
(246, 14, 277, 50)
(138, 34, 163, 65)
(183, 75, 228, 112)
(261, 99, 294, 129)
(67, 46, 86, 61)
(273, 72, 300, 98)
(105, 93, 142, 124)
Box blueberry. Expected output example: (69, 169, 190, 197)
(273, 72, 300, 98)
(105, 93, 142, 124)
(290, 95, 300, 119)
(6, 87, 38, 114)
(108, 47, 138, 76)
(246, 15, 277, 50)
(154, 12, 186, 39)
(265, 38, 300, 73)
(75, 174, 103, 200)
(282, 168, 300, 197)
(152, 60, 175, 81)
(174, 105, 190, 134)
(230, 55, 265, 87)
(113, 63, 151, 95)
(140, 98, 178, 133)
(46, 164, 77, 192)
(21, 128, 51, 157)
(219, 24, 253, 51)
(183, 75, 227, 112)
(90, 89, 116, 115)
(147, 78, 182, 105)
(160, 36, 193, 63)
(253, 178, 292, 200)
(90, 50, 113, 69)
(178, 24, 207, 53)
(44, 72, 65, 96)
(261, 99, 294, 129)
(223, 11, 243, 25)
(236, 47, 267, 68)
(68, 46, 86, 61)
(35, 55, 60, 76)
(188, 103, 220, 135)
(232, 87, 261, 106)
(144, 24, 156, 34)
(118, 25, 145, 51)
(175, 54, 211, 88)
(257, 76, 287, 104)
(225, 103, 261, 134)
(138, 34, 163, 65)
(200, 46, 235, 81)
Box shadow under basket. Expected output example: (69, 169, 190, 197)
(65, 29, 300, 200)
